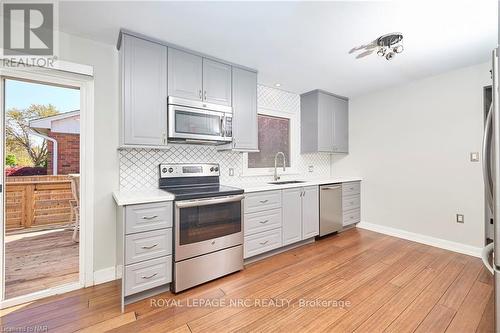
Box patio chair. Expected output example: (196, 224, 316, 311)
(69, 174, 80, 242)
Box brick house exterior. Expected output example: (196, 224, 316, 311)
(47, 132, 80, 175)
(29, 110, 80, 175)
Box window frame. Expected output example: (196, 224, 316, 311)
(242, 106, 299, 177)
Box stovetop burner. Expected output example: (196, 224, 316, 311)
(158, 163, 243, 201)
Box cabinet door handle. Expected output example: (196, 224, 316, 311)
(259, 220, 269, 224)
(141, 243, 158, 250)
(142, 215, 158, 220)
(141, 273, 158, 280)
(259, 199, 269, 203)
(199, 90, 202, 99)
(204, 90, 207, 100)
(259, 240, 269, 245)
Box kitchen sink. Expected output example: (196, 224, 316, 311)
(268, 180, 306, 185)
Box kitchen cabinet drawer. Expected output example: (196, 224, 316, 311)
(244, 208, 282, 236)
(245, 191, 282, 213)
(342, 182, 360, 196)
(342, 194, 360, 211)
(343, 209, 360, 226)
(125, 202, 172, 234)
(244, 228, 282, 258)
(125, 229, 172, 265)
(124, 256, 172, 296)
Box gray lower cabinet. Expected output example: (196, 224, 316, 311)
(301, 89, 349, 154)
(230, 67, 258, 151)
(168, 48, 203, 101)
(243, 191, 283, 258)
(302, 186, 320, 238)
(117, 201, 173, 311)
(282, 188, 302, 245)
(342, 181, 361, 226)
(203, 58, 232, 106)
(282, 186, 319, 246)
(120, 34, 168, 147)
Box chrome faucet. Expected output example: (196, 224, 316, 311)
(274, 152, 286, 181)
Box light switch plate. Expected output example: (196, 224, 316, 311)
(308, 165, 314, 173)
(456, 214, 464, 223)
(470, 152, 479, 162)
(229, 168, 234, 176)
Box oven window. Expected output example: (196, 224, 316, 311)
(175, 110, 222, 136)
(179, 201, 241, 245)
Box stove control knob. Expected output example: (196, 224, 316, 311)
(162, 167, 167, 173)
(214, 167, 219, 172)
(210, 167, 215, 172)
(168, 167, 174, 173)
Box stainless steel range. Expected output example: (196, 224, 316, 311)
(159, 163, 244, 292)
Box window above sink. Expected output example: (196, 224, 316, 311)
(241, 106, 300, 177)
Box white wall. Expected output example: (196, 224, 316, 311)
(58, 32, 119, 272)
(333, 62, 491, 249)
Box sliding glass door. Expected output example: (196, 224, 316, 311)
(1, 76, 81, 300)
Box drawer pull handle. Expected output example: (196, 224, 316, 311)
(141, 273, 158, 279)
(259, 200, 269, 203)
(259, 220, 269, 224)
(142, 215, 158, 220)
(259, 240, 269, 245)
(141, 244, 158, 250)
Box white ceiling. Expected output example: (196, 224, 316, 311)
(59, 1, 497, 97)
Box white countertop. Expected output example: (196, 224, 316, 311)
(232, 177, 362, 193)
(113, 189, 175, 206)
(113, 177, 362, 205)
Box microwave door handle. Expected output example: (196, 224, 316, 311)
(221, 115, 226, 137)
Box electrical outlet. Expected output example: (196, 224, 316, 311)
(229, 168, 234, 176)
(456, 214, 464, 223)
(470, 152, 479, 162)
(308, 165, 314, 173)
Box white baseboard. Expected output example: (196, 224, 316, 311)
(93, 266, 117, 285)
(357, 221, 482, 258)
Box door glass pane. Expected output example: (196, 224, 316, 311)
(179, 201, 241, 245)
(175, 110, 221, 136)
(3, 78, 80, 299)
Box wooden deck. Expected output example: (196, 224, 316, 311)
(0, 228, 494, 332)
(4, 228, 79, 299)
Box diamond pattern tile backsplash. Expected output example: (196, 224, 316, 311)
(119, 85, 332, 190)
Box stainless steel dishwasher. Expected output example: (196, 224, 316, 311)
(319, 184, 342, 236)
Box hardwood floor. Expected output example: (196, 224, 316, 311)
(4, 228, 79, 299)
(0, 228, 494, 332)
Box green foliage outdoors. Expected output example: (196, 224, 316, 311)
(5, 154, 16, 167)
(6, 104, 59, 167)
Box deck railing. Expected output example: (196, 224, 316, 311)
(5, 175, 74, 232)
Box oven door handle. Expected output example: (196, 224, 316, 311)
(175, 194, 245, 208)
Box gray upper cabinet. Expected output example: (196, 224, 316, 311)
(301, 90, 349, 154)
(120, 35, 168, 147)
(168, 48, 203, 101)
(332, 97, 348, 153)
(230, 67, 258, 151)
(203, 59, 232, 106)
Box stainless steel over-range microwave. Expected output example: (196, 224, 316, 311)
(167, 96, 232, 144)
